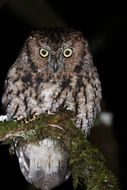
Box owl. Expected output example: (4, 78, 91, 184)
(2, 28, 101, 190)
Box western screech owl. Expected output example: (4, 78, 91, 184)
(2, 28, 102, 190)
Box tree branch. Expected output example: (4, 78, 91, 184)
(0, 111, 120, 190)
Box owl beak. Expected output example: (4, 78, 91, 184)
(53, 63, 59, 72)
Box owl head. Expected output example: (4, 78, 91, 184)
(23, 28, 93, 83)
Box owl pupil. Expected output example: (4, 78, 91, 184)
(42, 50, 46, 55)
(65, 50, 70, 55)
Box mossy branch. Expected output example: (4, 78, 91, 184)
(0, 111, 120, 190)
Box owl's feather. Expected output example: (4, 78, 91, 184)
(2, 28, 101, 134)
(16, 139, 69, 190)
(2, 28, 102, 190)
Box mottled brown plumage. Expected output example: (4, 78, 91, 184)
(2, 28, 102, 190)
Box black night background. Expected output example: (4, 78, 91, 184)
(0, 1, 126, 190)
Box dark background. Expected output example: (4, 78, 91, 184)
(0, 0, 126, 189)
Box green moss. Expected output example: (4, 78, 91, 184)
(0, 111, 120, 190)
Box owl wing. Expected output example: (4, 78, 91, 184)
(75, 53, 102, 135)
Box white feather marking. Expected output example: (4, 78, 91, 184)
(0, 115, 8, 121)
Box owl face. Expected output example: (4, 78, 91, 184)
(26, 29, 88, 82)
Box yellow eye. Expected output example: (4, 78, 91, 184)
(63, 48, 73, 58)
(39, 48, 49, 57)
